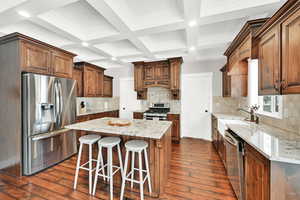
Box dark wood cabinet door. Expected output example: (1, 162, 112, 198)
(155, 62, 170, 80)
(144, 65, 155, 80)
(167, 114, 180, 143)
(231, 75, 247, 97)
(282, 9, 300, 94)
(169, 60, 181, 90)
(133, 112, 144, 119)
(73, 68, 83, 97)
(51, 50, 73, 78)
(20, 41, 51, 74)
(103, 76, 113, 97)
(95, 70, 104, 97)
(83, 66, 97, 97)
(134, 64, 144, 91)
(245, 144, 270, 200)
(258, 25, 280, 95)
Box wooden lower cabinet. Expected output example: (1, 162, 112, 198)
(167, 114, 180, 143)
(75, 110, 119, 143)
(244, 143, 270, 200)
(133, 112, 144, 119)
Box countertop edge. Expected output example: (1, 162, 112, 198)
(213, 113, 300, 165)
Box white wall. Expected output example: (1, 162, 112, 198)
(181, 59, 225, 97)
(105, 58, 225, 97)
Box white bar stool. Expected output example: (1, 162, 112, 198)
(120, 140, 152, 200)
(73, 134, 103, 194)
(93, 137, 123, 200)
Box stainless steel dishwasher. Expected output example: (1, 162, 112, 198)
(224, 130, 244, 200)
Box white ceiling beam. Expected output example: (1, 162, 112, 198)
(86, 0, 153, 58)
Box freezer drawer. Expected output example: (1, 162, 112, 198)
(23, 129, 77, 175)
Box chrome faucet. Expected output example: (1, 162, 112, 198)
(237, 105, 260, 124)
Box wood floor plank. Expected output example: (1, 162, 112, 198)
(0, 138, 237, 200)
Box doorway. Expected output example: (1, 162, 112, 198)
(181, 73, 213, 140)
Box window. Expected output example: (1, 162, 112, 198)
(248, 59, 283, 119)
(258, 95, 283, 119)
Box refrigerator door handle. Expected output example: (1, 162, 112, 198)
(31, 128, 71, 141)
(58, 81, 63, 115)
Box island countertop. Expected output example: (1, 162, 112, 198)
(65, 117, 172, 139)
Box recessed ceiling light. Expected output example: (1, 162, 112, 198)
(17, 11, 30, 18)
(111, 57, 117, 61)
(188, 20, 197, 27)
(189, 46, 196, 51)
(81, 42, 89, 47)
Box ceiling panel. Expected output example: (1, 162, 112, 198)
(0, 0, 27, 13)
(91, 60, 128, 69)
(0, 20, 72, 47)
(38, 0, 119, 41)
(139, 30, 186, 52)
(64, 46, 106, 61)
(200, 0, 281, 17)
(103, 0, 184, 30)
(94, 39, 141, 57)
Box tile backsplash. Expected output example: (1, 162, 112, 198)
(213, 95, 300, 136)
(76, 97, 119, 115)
(140, 87, 181, 113)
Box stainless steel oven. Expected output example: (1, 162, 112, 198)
(143, 103, 170, 121)
(224, 130, 244, 200)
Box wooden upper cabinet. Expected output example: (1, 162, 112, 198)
(144, 65, 155, 80)
(103, 75, 113, 97)
(134, 62, 144, 91)
(18, 34, 75, 78)
(95, 69, 104, 96)
(169, 58, 182, 90)
(75, 62, 106, 97)
(133, 57, 182, 99)
(239, 35, 251, 60)
(244, 143, 270, 200)
(258, 25, 281, 95)
(20, 41, 51, 74)
(83, 66, 97, 97)
(51, 50, 73, 78)
(281, 8, 300, 94)
(221, 65, 231, 97)
(155, 62, 170, 80)
(73, 67, 83, 97)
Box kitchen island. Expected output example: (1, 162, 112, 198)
(65, 117, 172, 198)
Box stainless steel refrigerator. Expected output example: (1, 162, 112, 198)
(22, 73, 77, 175)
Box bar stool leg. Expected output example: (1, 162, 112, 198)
(138, 152, 144, 200)
(89, 143, 93, 194)
(108, 148, 113, 200)
(73, 142, 83, 189)
(144, 149, 152, 193)
(93, 145, 101, 195)
(117, 144, 124, 175)
(130, 151, 135, 188)
(120, 150, 129, 200)
(99, 146, 106, 181)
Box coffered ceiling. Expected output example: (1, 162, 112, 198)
(0, 0, 286, 68)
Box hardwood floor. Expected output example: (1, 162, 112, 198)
(0, 138, 237, 200)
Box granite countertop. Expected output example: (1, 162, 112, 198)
(65, 117, 172, 139)
(132, 109, 147, 113)
(213, 113, 300, 165)
(77, 108, 119, 116)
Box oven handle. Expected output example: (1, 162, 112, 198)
(31, 128, 71, 141)
(224, 131, 238, 146)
